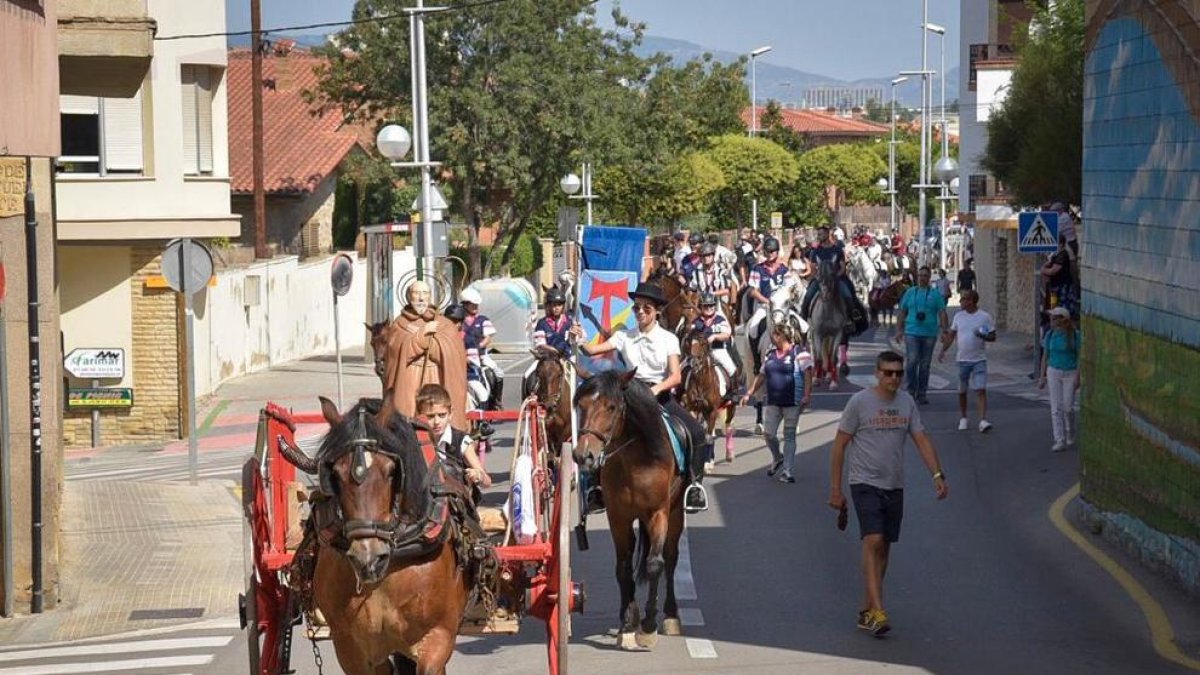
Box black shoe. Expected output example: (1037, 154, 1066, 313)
(585, 487, 606, 514)
(766, 458, 783, 477)
(916, 395, 930, 405)
(684, 483, 709, 512)
(477, 421, 496, 438)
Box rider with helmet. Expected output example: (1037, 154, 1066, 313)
(707, 232, 737, 270)
(688, 243, 734, 311)
(690, 292, 743, 402)
(572, 281, 710, 513)
(523, 285, 575, 388)
(461, 287, 505, 410)
(671, 230, 690, 270)
(746, 236, 790, 346)
(801, 225, 866, 329)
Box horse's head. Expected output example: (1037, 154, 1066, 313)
(529, 346, 570, 407)
(317, 396, 426, 586)
(682, 329, 710, 360)
(572, 368, 639, 466)
(367, 322, 392, 380)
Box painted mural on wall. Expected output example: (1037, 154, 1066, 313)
(1080, 1, 1200, 572)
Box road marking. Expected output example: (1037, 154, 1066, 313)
(678, 607, 705, 626)
(1049, 483, 1200, 672)
(0, 637, 232, 662)
(0, 620, 241, 652)
(196, 399, 230, 436)
(0, 654, 213, 674)
(685, 638, 718, 659)
(675, 528, 697, 601)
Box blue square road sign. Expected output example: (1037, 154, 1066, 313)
(1018, 212, 1059, 254)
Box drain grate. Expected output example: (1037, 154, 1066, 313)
(128, 607, 205, 621)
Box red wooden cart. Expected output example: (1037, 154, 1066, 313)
(239, 398, 581, 674)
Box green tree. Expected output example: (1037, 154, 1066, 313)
(863, 97, 890, 124)
(703, 134, 799, 229)
(599, 152, 726, 228)
(782, 143, 888, 225)
(981, 0, 1084, 205)
(759, 99, 809, 155)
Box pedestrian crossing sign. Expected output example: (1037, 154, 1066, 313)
(1018, 211, 1059, 253)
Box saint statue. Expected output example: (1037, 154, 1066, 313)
(384, 280, 470, 429)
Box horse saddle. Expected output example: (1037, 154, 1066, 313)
(661, 412, 692, 478)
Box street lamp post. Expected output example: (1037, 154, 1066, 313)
(888, 76, 908, 234)
(749, 45, 772, 231)
(926, 20, 955, 271)
(560, 163, 596, 227)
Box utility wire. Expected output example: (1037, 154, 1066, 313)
(155, 0, 595, 41)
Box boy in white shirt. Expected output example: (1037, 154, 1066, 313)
(938, 290, 996, 432)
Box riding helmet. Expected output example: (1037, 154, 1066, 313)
(700, 243, 717, 256)
(688, 232, 704, 246)
(460, 287, 483, 306)
(763, 236, 781, 253)
(444, 303, 467, 323)
(545, 286, 567, 305)
(706, 233, 720, 245)
(699, 292, 718, 307)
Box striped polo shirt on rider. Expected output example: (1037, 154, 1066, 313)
(690, 315, 731, 350)
(761, 346, 814, 407)
(749, 261, 789, 298)
(463, 314, 496, 353)
(688, 263, 733, 294)
(533, 315, 574, 355)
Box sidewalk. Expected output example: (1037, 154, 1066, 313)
(0, 354, 381, 646)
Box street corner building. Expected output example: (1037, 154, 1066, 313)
(1079, 0, 1200, 596)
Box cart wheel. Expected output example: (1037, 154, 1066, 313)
(244, 575, 261, 675)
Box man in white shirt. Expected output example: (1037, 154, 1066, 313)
(937, 290, 996, 432)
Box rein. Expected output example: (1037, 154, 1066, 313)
(579, 397, 636, 465)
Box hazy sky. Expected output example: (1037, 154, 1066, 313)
(225, 0, 961, 81)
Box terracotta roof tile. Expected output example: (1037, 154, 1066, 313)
(743, 107, 890, 136)
(227, 48, 369, 194)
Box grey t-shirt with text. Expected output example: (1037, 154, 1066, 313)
(839, 388, 925, 490)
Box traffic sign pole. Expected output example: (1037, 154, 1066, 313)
(181, 239, 199, 484)
(0, 247, 12, 618)
(91, 379, 100, 448)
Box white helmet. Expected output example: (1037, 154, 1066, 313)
(834, 227, 846, 241)
(460, 287, 482, 306)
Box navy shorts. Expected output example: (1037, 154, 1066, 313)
(850, 483, 905, 543)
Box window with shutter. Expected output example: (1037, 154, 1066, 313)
(102, 87, 144, 174)
(181, 65, 215, 176)
(59, 95, 101, 174)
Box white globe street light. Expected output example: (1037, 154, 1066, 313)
(375, 124, 412, 161)
(949, 176, 960, 196)
(560, 173, 582, 196)
(876, 177, 889, 192)
(933, 155, 959, 184)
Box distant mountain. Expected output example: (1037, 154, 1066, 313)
(636, 35, 958, 110)
(227, 31, 956, 109)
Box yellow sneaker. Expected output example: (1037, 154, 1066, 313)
(857, 608, 890, 637)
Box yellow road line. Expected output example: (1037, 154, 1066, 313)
(1049, 483, 1200, 671)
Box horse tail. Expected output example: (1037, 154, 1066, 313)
(634, 521, 652, 584)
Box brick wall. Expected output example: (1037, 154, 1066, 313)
(1079, 1, 1200, 594)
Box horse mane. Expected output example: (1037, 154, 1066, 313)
(319, 397, 430, 517)
(574, 370, 670, 461)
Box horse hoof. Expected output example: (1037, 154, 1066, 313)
(618, 632, 641, 651)
(635, 628, 659, 649)
(662, 618, 683, 636)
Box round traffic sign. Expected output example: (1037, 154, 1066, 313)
(331, 254, 354, 297)
(161, 239, 214, 295)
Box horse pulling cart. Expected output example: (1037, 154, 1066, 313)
(239, 398, 582, 674)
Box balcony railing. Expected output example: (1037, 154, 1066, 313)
(968, 43, 1017, 91)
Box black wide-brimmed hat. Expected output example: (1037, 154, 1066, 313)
(628, 282, 667, 307)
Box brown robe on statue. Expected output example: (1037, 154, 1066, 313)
(385, 306, 470, 430)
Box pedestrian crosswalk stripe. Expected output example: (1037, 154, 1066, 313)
(0, 654, 213, 674)
(685, 638, 718, 658)
(0, 636, 232, 663)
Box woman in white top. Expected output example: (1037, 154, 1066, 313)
(572, 282, 710, 511)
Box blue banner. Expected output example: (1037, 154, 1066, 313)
(577, 270, 638, 373)
(581, 226, 646, 272)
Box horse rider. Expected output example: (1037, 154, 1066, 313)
(736, 227, 761, 285)
(523, 285, 575, 387)
(676, 232, 706, 286)
(707, 232, 737, 270)
(688, 243, 735, 317)
(572, 281, 710, 513)
(460, 287, 505, 410)
(671, 230, 690, 271)
(746, 236, 789, 351)
(690, 291, 743, 403)
(801, 225, 866, 328)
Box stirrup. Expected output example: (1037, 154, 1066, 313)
(585, 487, 606, 514)
(684, 483, 709, 513)
(305, 609, 331, 641)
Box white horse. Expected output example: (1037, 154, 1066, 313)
(756, 276, 809, 362)
(844, 244, 877, 310)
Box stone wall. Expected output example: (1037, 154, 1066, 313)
(974, 228, 1037, 335)
(1079, 0, 1200, 595)
(233, 172, 338, 260)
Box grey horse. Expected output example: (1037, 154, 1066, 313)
(808, 258, 848, 389)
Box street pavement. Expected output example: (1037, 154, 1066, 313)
(3, 325, 1199, 674)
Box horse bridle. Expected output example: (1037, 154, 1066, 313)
(579, 396, 634, 463)
(320, 409, 410, 545)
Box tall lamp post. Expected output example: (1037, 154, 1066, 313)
(560, 163, 596, 227)
(749, 45, 772, 231)
(888, 76, 908, 234)
(374, 0, 448, 298)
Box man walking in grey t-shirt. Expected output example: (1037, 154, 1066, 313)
(829, 350, 949, 637)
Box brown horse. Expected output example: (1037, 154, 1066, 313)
(573, 370, 685, 650)
(657, 275, 696, 337)
(870, 280, 910, 327)
(367, 321, 392, 381)
(522, 345, 574, 455)
(310, 397, 471, 675)
(680, 330, 736, 464)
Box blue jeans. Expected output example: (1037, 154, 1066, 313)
(904, 335, 937, 398)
